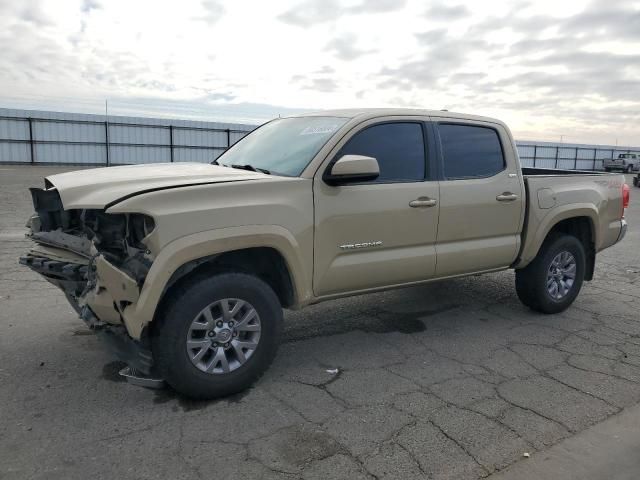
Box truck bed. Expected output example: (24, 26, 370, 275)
(517, 168, 626, 268)
(522, 167, 612, 176)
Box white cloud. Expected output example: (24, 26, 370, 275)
(0, 0, 638, 144)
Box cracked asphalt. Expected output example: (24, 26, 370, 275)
(1, 165, 639, 480)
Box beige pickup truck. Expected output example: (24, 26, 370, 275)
(20, 109, 630, 399)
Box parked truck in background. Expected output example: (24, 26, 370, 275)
(19, 108, 630, 399)
(604, 153, 638, 173)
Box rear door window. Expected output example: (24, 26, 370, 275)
(438, 124, 505, 179)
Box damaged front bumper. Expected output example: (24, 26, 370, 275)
(21, 249, 155, 375)
(20, 188, 157, 376)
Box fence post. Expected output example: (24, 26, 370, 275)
(574, 147, 578, 170)
(27, 117, 35, 164)
(554, 146, 559, 168)
(592, 148, 597, 171)
(533, 145, 537, 167)
(104, 121, 110, 166)
(169, 125, 174, 162)
(226, 128, 231, 149)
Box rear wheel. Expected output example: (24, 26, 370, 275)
(604, 167, 612, 172)
(151, 272, 283, 399)
(515, 234, 586, 314)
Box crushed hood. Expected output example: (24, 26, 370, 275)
(45, 163, 268, 209)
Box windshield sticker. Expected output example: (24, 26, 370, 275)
(299, 124, 340, 136)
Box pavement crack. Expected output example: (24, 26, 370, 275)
(428, 419, 490, 475)
(493, 388, 575, 433)
(541, 370, 622, 411)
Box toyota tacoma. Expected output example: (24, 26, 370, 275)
(20, 109, 630, 399)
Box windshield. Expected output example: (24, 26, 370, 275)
(216, 116, 348, 176)
(619, 154, 633, 158)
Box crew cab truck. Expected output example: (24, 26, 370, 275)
(604, 153, 638, 173)
(20, 109, 630, 399)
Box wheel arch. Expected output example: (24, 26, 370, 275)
(158, 246, 296, 312)
(517, 208, 597, 280)
(121, 225, 312, 339)
(543, 216, 596, 280)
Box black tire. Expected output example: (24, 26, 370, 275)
(515, 234, 586, 314)
(604, 167, 611, 172)
(626, 165, 633, 174)
(633, 176, 639, 187)
(151, 272, 283, 399)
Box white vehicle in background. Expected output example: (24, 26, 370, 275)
(604, 153, 638, 173)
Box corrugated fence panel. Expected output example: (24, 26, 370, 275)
(35, 120, 105, 142)
(230, 131, 248, 145)
(0, 142, 30, 162)
(0, 118, 29, 140)
(174, 147, 221, 163)
(536, 158, 557, 169)
(576, 160, 595, 170)
(577, 149, 595, 160)
(35, 143, 106, 164)
(519, 157, 534, 168)
(595, 150, 614, 159)
(3, 109, 639, 169)
(174, 128, 228, 148)
(517, 145, 535, 158)
(109, 145, 170, 164)
(536, 146, 557, 159)
(557, 159, 575, 169)
(557, 147, 576, 159)
(109, 125, 169, 145)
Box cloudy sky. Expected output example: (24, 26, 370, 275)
(1, 0, 639, 144)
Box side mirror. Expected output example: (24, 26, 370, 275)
(324, 155, 380, 185)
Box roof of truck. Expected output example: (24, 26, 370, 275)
(294, 108, 506, 126)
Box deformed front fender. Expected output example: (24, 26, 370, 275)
(120, 225, 313, 339)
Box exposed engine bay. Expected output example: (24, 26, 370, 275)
(20, 186, 157, 374)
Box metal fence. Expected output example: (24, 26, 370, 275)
(1, 108, 639, 169)
(516, 141, 640, 171)
(0, 109, 253, 165)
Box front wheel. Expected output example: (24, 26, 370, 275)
(151, 272, 283, 399)
(515, 234, 586, 314)
(626, 165, 633, 173)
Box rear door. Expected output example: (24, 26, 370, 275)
(433, 120, 525, 276)
(313, 119, 439, 296)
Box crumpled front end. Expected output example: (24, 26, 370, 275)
(19, 186, 157, 374)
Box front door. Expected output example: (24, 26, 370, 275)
(313, 120, 440, 296)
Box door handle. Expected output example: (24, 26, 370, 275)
(409, 197, 438, 208)
(496, 192, 518, 202)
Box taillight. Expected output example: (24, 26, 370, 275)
(622, 183, 630, 218)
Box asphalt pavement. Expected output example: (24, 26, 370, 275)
(1, 165, 639, 479)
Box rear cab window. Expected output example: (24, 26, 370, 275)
(437, 123, 505, 179)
